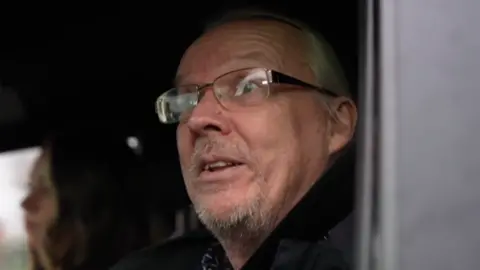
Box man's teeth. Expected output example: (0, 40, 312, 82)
(204, 161, 237, 171)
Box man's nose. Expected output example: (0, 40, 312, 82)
(186, 89, 231, 136)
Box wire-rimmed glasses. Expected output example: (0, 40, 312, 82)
(155, 67, 337, 124)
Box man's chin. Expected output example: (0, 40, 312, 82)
(195, 202, 241, 222)
(194, 199, 264, 231)
(193, 189, 245, 212)
(191, 185, 267, 229)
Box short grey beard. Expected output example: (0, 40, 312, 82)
(187, 137, 274, 243)
(194, 195, 273, 242)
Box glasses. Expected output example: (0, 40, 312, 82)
(155, 67, 338, 124)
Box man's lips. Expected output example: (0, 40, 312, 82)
(198, 155, 244, 172)
(198, 163, 247, 183)
(196, 155, 247, 182)
(202, 160, 243, 172)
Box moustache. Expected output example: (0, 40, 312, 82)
(188, 137, 249, 174)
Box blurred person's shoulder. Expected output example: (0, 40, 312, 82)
(111, 230, 213, 270)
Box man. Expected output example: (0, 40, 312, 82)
(113, 8, 357, 270)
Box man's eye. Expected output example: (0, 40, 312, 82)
(169, 93, 197, 112)
(234, 81, 260, 96)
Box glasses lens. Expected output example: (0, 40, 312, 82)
(215, 68, 270, 107)
(156, 88, 198, 123)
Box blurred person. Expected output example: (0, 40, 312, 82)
(113, 7, 357, 270)
(0, 220, 4, 268)
(0, 219, 4, 245)
(22, 133, 174, 270)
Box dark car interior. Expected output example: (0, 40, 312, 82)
(0, 0, 358, 206)
(0, 1, 359, 268)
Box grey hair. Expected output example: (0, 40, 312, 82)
(204, 8, 351, 97)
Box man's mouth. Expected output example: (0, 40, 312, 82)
(203, 161, 243, 172)
(195, 155, 248, 182)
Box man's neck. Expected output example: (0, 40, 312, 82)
(209, 223, 272, 270)
(219, 234, 265, 270)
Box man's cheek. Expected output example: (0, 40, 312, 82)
(177, 142, 190, 163)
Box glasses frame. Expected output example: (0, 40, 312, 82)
(155, 67, 338, 124)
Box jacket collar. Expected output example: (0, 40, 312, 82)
(241, 144, 356, 269)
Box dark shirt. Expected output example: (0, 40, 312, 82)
(199, 234, 332, 270)
(200, 242, 233, 270)
(110, 230, 350, 270)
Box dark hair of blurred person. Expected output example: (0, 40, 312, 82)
(21, 132, 174, 270)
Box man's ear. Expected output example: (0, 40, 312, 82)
(328, 97, 357, 154)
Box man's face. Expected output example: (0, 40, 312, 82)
(176, 20, 356, 233)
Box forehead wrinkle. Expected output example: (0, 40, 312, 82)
(177, 20, 312, 85)
(215, 22, 312, 81)
(176, 53, 279, 87)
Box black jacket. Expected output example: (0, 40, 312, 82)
(111, 146, 356, 270)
